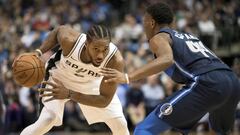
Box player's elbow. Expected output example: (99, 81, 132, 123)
(157, 55, 174, 67)
(56, 25, 71, 36)
(166, 58, 174, 66)
(164, 54, 174, 65)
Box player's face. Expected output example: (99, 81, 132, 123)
(87, 39, 110, 67)
(143, 13, 154, 40)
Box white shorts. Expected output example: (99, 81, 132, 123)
(42, 78, 125, 126)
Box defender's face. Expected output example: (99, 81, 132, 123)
(87, 39, 110, 67)
(143, 13, 154, 40)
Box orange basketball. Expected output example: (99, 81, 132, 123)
(12, 54, 45, 87)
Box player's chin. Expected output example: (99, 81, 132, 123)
(93, 61, 102, 67)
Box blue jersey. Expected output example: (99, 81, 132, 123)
(159, 28, 230, 83)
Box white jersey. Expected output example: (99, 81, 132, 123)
(50, 33, 118, 95)
(43, 33, 124, 125)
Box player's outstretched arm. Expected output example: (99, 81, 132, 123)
(100, 33, 174, 83)
(39, 50, 124, 108)
(38, 25, 80, 56)
(13, 25, 79, 66)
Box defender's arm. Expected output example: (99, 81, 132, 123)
(100, 33, 174, 83)
(128, 33, 174, 81)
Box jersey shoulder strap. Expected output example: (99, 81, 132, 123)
(66, 33, 86, 59)
(101, 42, 118, 67)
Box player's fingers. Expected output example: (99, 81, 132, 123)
(16, 53, 34, 60)
(100, 67, 116, 72)
(12, 59, 17, 68)
(31, 87, 39, 92)
(44, 97, 55, 102)
(42, 81, 58, 88)
(21, 53, 37, 56)
(99, 69, 117, 75)
(99, 69, 116, 73)
(104, 78, 117, 83)
(99, 70, 116, 75)
(38, 88, 56, 93)
(12, 55, 22, 67)
(99, 72, 116, 78)
(102, 74, 117, 78)
(52, 77, 63, 86)
(40, 93, 53, 97)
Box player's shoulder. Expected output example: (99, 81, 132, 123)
(57, 25, 81, 56)
(150, 32, 172, 47)
(58, 25, 81, 40)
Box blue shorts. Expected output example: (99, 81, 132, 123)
(134, 70, 240, 134)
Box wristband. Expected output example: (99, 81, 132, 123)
(35, 49, 43, 56)
(125, 73, 129, 84)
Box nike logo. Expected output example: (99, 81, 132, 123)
(70, 56, 78, 61)
(65, 59, 101, 78)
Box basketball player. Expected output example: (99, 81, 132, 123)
(20, 25, 129, 135)
(100, 3, 240, 135)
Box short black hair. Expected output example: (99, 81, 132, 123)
(146, 2, 174, 25)
(86, 25, 111, 42)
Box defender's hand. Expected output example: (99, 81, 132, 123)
(38, 78, 70, 102)
(100, 68, 128, 84)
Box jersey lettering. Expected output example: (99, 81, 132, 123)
(76, 68, 88, 73)
(174, 31, 184, 39)
(65, 60, 101, 78)
(184, 34, 198, 40)
(185, 41, 215, 57)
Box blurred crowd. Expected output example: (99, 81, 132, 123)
(0, 0, 240, 134)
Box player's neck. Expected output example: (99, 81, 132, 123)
(152, 25, 170, 38)
(157, 24, 170, 32)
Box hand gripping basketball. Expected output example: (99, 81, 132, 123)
(12, 53, 45, 87)
(12, 52, 39, 68)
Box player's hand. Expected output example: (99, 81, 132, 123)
(12, 52, 40, 68)
(16, 52, 39, 58)
(38, 77, 70, 102)
(100, 67, 128, 84)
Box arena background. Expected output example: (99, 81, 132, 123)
(0, 0, 239, 135)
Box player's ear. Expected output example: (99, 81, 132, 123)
(151, 19, 156, 29)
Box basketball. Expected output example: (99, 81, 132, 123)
(12, 54, 45, 87)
